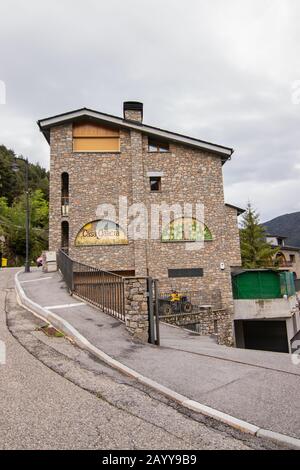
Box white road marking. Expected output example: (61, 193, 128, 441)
(20, 277, 53, 283)
(44, 303, 86, 310)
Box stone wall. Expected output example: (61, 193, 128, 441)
(48, 114, 242, 345)
(161, 308, 233, 346)
(49, 124, 135, 271)
(124, 277, 149, 342)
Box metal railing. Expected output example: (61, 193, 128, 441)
(57, 250, 125, 321)
(277, 260, 293, 267)
(57, 249, 73, 291)
(148, 277, 160, 346)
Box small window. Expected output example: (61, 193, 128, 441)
(290, 254, 295, 263)
(168, 268, 203, 278)
(148, 139, 169, 152)
(150, 176, 161, 192)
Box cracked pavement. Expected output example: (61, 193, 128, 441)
(0, 268, 280, 449)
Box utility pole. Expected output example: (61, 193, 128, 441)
(12, 157, 30, 273)
(25, 158, 30, 273)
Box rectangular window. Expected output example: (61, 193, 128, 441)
(150, 176, 161, 192)
(73, 122, 120, 152)
(168, 268, 203, 278)
(290, 254, 295, 263)
(148, 139, 169, 152)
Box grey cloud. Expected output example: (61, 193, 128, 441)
(0, 0, 300, 221)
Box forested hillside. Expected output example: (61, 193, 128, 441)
(0, 145, 49, 266)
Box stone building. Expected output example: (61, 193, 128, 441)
(266, 234, 300, 280)
(38, 101, 242, 327)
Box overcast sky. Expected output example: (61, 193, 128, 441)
(0, 0, 299, 222)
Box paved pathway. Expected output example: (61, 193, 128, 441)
(1, 268, 265, 450)
(17, 268, 300, 440)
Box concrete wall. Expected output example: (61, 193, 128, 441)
(234, 297, 300, 353)
(234, 296, 298, 320)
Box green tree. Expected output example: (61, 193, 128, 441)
(0, 190, 48, 266)
(0, 145, 49, 203)
(240, 202, 278, 268)
(0, 144, 49, 266)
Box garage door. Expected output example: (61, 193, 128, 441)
(243, 320, 288, 353)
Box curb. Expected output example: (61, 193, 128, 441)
(15, 271, 300, 450)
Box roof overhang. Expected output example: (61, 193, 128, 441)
(225, 203, 245, 215)
(37, 107, 234, 160)
(276, 245, 300, 252)
(265, 233, 287, 239)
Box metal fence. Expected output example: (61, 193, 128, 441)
(148, 278, 160, 346)
(57, 249, 74, 291)
(57, 250, 125, 321)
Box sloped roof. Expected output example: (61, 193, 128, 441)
(225, 203, 245, 215)
(37, 107, 234, 160)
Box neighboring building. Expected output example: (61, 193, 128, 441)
(263, 211, 300, 249)
(233, 269, 300, 353)
(266, 233, 300, 279)
(38, 101, 242, 335)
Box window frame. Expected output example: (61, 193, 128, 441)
(148, 138, 170, 153)
(161, 217, 213, 243)
(149, 176, 162, 192)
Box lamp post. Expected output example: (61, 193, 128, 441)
(12, 157, 30, 273)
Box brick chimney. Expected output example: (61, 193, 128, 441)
(123, 101, 143, 123)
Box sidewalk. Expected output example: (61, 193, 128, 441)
(16, 269, 300, 441)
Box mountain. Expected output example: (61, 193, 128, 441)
(263, 212, 300, 248)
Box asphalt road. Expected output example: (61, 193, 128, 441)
(0, 268, 278, 450)
(19, 269, 300, 440)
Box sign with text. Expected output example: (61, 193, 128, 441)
(75, 220, 128, 246)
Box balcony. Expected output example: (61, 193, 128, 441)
(277, 260, 293, 268)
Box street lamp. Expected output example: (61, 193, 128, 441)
(12, 157, 30, 273)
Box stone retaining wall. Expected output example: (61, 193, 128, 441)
(124, 277, 149, 342)
(161, 309, 233, 346)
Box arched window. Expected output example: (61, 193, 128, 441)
(61, 221, 69, 253)
(161, 217, 213, 242)
(61, 172, 69, 216)
(276, 252, 286, 267)
(75, 220, 128, 246)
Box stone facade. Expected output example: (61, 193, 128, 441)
(45, 101, 242, 343)
(124, 277, 149, 342)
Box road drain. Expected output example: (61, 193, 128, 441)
(40, 325, 65, 338)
